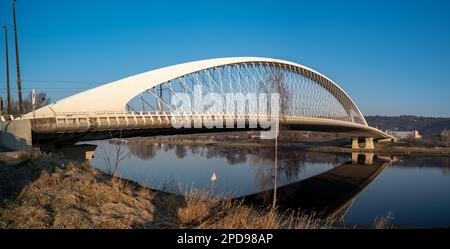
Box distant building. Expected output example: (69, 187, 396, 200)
(386, 130, 422, 140)
(441, 129, 449, 141)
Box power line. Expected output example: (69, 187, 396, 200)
(23, 79, 102, 84)
(0, 87, 95, 89)
(0, 88, 92, 92)
(0, 79, 103, 84)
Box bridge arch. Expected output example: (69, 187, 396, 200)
(31, 57, 368, 126)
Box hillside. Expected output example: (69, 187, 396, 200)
(365, 116, 450, 136)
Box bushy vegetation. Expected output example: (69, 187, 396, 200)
(2, 91, 51, 115)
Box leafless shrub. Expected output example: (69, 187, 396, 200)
(373, 212, 395, 229)
(99, 131, 129, 180)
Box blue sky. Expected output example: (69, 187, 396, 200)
(0, 0, 449, 116)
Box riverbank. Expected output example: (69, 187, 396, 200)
(306, 145, 450, 156)
(0, 151, 343, 229)
(127, 135, 450, 156)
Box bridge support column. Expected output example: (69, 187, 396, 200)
(351, 152, 374, 165)
(352, 138, 360, 149)
(352, 137, 375, 150)
(365, 138, 375, 150)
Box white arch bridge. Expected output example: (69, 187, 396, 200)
(0, 57, 390, 151)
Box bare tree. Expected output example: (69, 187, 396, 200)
(6, 91, 51, 115)
(127, 140, 159, 160)
(100, 130, 129, 181)
(270, 70, 291, 126)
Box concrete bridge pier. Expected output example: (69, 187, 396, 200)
(352, 152, 374, 165)
(365, 138, 375, 150)
(352, 137, 375, 150)
(352, 138, 360, 150)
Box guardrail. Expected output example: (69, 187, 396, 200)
(29, 112, 285, 134)
(0, 115, 25, 122)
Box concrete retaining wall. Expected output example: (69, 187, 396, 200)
(0, 119, 33, 151)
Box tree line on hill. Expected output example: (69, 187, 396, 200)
(366, 115, 450, 138)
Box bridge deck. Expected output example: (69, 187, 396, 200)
(23, 112, 391, 145)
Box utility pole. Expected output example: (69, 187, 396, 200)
(31, 88, 35, 118)
(13, 0, 24, 114)
(3, 25, 11, 114)
(272, 122, 279, 210)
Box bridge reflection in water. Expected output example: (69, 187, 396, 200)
(240, 158, 390, 220)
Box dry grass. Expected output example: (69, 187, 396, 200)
(177, 190, 220, 226)
(0, 154, 158, 229)
(373, 212, 395, 229)
(178, 190, 335, 229)
(0, 154, 395, 229)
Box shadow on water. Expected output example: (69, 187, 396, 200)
(238, 158, 391, 220)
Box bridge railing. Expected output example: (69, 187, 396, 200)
(27, 111, 288, 134)
(2, 111, 368, 128)
(18, 111, 284, 119)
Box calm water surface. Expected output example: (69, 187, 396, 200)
(82, 140, 450, 228)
